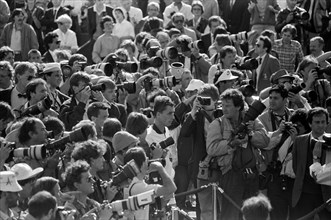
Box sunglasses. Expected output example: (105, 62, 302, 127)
(55, 40, 61, 44)
(174, 20, 184, 24)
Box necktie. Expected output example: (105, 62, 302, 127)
(258, 57, 262, 65)
(230, 0, 235, 9)
(127, 11, 131, 22)
(54, 9, 58, 18)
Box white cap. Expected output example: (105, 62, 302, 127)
(10, 163, 44, 181)
(214, 69, 238, 85)
(0, 171, 22, 192)
(43, 62, 61, 74)
(185, 79, 205, 91)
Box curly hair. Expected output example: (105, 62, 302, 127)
(64, 160, 90, 191)
(71, 140, 107, 164)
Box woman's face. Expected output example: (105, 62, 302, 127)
(192, 6, 202, 17)
(115, 10, 124, 21)
(103, 21, 114, 33)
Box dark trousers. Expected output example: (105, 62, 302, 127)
(293, 191, 331, 220)
(174, 165, 192, 209)
(267, 175, 294, 220)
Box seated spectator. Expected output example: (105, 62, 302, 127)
(121, 0, 143, 29)
(0, 46, 14, 66)
(42, 32, 60, 63)
(28, 49, 42, 64)
(112, 7, 135, 41)
(92, 16, 120, 64)
(241, 194, 272, 220)
(53, 14, 78, 54)
(163, 0, 193, 28)
(186, 1, 208, 39)
(0, 61, 13, 91)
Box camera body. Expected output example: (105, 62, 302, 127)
(288, 83, 305, 94)
(116, 82, 136, 94)
(314, 66, 331, 79)
(89, 83, 105, 92)
(143, 76, 177, 92)
(197, 96, 211, 105)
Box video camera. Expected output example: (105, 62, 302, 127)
(238, 80, 256, 97)
(232, 100, 266, 139)
(140, 57, 163, 69)
(235, 58, 258, 71)
(143, 76, 177, 92)
(5, 125, 93, 162)
(116, 82, 136, 94)
(315, 66, 331, 79)
(20, 96, 53, 118)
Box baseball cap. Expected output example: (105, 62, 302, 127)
(270, 69, 295, 84)
(185, 79, 205, 91)
(10, 163, 44, 181)
(0, 171, 22, 192)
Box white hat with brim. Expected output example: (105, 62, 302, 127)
(214, 69, 238, 85)
(10, 163, 44, 181)
(185, 79, 205, 91)
(43, 63, 61, 74)
(0, 171, 23, 192)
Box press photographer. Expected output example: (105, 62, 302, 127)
(123, 147, 177, 220)
(206, 88, 269, 220)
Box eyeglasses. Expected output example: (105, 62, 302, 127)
(87, 176, 94, 183)
(174, 20, 184, 24)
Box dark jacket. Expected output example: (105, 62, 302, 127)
(59, 98, 86, 131)
(87, 6, 114, 40)
(186, 17, 209, 39)
(0, 87, 13, 105)
(201, 33, 212, 55)
(40, 6, 70, 35)
(42, 51, 55, 63)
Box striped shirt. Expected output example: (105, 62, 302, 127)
(273, 39, 303, 73)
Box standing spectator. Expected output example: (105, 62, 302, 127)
(200, 0, 219, 20)
(220, 0, 251, 34)
(23, 0, 45, 54)
(92, 16, 120, 64)
(186, 1, 209, 39)
(163, 0, 194, 28)
(40, 0, 70, 35)
(309, 36, 330, 68)
(292, 107, 331, 220)
(135, 2, 163, 35)
(273, 24, 304, 73)
(172, 12, 197, 41)
(42, 32, 60, 63)
(0, 9, 39, 61)
(53, 14, 78, 54)
(253, 35, 280, 93)
(0, 0, 10, 34)
(112, 7, 135, 41)
(121, 0, 143, 30)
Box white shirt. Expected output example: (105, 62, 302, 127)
(163, 2, 194, 27)
(10, 26, 21, 52)
(53, 29, 78, 51)
(126, 6, 143, 25)
(11, 86, 27, 111)
(112, 19, 135, 39)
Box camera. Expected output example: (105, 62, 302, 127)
(143, 76, 177, 91)
(116, 82, 136, 94)
(20, 96, 53, 118)
(230, 31, 248, 43)
(156, 47, 178, 60)
(188, 40, 204, 50)
(235, 58, 258, 71)
(293, 10, 310, 21)
(314, 66, 331, 79)
(89, 83, 106, 92)
(112, 159, 140, 186)
(148, 158, 166, 167)
(85, 61, 138, 76)
(150, 137, 175, 150)
(288, 83, 306, 94)
(140, 57, 163, 69)
(238, 80, 256, 97)
(284, 122, 297, 132)
(197, 96, 211, 105)
(141, 107, 153, 118)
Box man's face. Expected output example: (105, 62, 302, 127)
(148, 5, 159, 17)
(102, 88, 116, 102)
(93, 109, 109, 129)
(218, 80, 235, 94)
(52, 0, 62, 8)
(255, 40, 266, 56)
(309, 40, 323, 57)
(222, 99, 240, 119)
(30, 120, 48, 145)
(282, 31, 293, 44)
(31, 83, 48, 102)
(122, 0, 132, 10)
(76, 171, 95, 195)
(18, 70, 36, 87)
(72, 60, 86, 73)
(29, 53, 42, 64)
(221, 52, 236, 67)
(210, 21, 221, 34)
(173, 16, 184, 29)
(49, 37, 60, 51)
(310, 114, 327, 136)
(158, 36, 170, 49)
(269, 92, 286, 112)
(181, 72, 192, 90)
(0, 68, 11, 89)
(72, 81, 89, 100)
(5, 192, 20, 208)
(47, 70, 63, 88)
(156, 105, 175, 127)
(14, 12, 24, 25)
(4, 52, 14, 66)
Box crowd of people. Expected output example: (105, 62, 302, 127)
(0, 0, 331, 220)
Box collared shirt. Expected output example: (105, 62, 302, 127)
(0, 209, 15, 220)
(273, 39, 304, 73)
(10, 26, 21, 52)
(11, 86, 27, 111)
(112, 20, 135, 39)
(92, 33, 120, 63)
(53, 29, 78, 51)
(163, 2, 194, 27)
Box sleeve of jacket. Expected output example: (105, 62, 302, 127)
(250, 118, 270, 149)
(206, 118, 231, 156)
(181, 114, 197, 137)
(29, 25, 39, 49)
(40, 10, 53, 27)
(197, 54, 211, 76)
(270, 56, 280, 74)
(59, 102, 86, 130)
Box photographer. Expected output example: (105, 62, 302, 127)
(86, 102, 109, 139)
(25, 191, 58, 220)
(124, 147, 177, 220)
(296, 56, 331, 108)
(206, 88, 269, 220)
(180, 83, 219, 219)
(175, 34, 210, 83)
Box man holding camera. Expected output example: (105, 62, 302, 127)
(206, 89, 269, 220)
(124, 147, 177, 220)
(292, 107, 331, 220)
